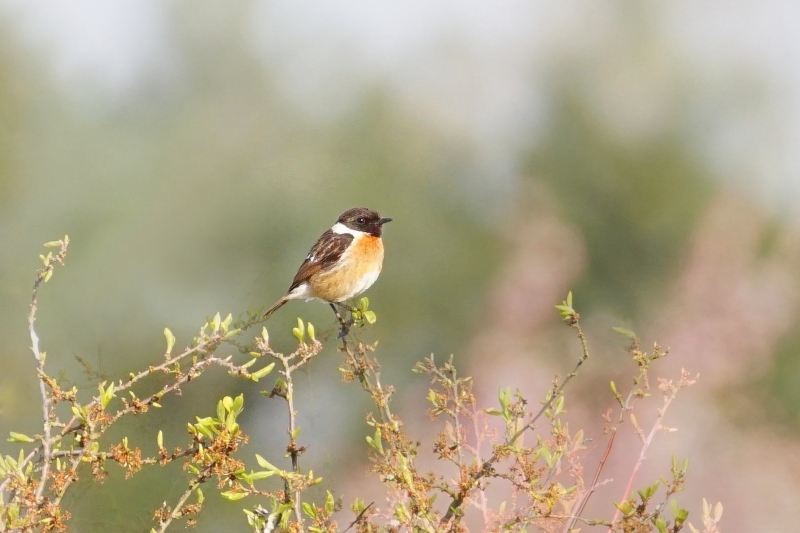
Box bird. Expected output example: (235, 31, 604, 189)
(263, 207, 392, 335)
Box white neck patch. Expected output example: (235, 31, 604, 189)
(331, 222, 366, 237)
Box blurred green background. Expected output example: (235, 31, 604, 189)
(2, 1, 800, 531)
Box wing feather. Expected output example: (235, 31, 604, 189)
(288, 230, 353, 291)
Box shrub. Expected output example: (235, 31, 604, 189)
(0, 237, 722, 533)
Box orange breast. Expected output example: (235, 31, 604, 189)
(310, 235, 384, 302)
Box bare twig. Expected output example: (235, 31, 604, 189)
(562, 338, 657, 533)
(441, 318, 591, 525)
(562, 378, 640, 533)
(155, 466, 211, 533)
(28, 237, 69, 502)
(609, 369, 697, 528)
(342, 501, 374, 533)
(262, 334, 322, 527)
(344, 342, 397, 431)
(282, 353, 302, 523)
(472, 406, 490, 523)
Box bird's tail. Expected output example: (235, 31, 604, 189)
(262, 297, 289, 320)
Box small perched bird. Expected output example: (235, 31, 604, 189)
(263, 207, 392, 333)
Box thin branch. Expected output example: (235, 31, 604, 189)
(155, 467, 211, 533)
(448, 360, 466, 468)
(562, 381, 640, 533)
(441, 318, 591, 525)
(7, 310, 268, 503)
(609, 369, 696, 527)
(343, 343, 395, 427)
(28, 238, 69, 502)
(342, 502, 374, 533)
(262, 336, 322, 528)
(282, 354, 302, 524)
(471, 406, 490, 524)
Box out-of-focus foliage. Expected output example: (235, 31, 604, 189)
(525, 91, 713, 317)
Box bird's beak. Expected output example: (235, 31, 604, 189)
(379, 217, 393, 225)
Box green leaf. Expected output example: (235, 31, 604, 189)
(498, 387, 511, 408)
(555, 291, 576, 319)
(71, 405, 86, 422)
(232, 394, 244, 415)
(302, 502, 316, 518)
(241, 358, 258, 370)
(292, 318, 305, 343)
(615, 500, 635, 517)
(647, 480, 660, 499)
(255, 454, 278, 471)
(8, 432, 35, 443)
(366, 427, 384, 455)
(99, 381, 116, 409)
(279, 506, 292, 529)
(539, 445, 552, 466)
(351, 498, 365, 513)
(307, 322, 316, 341)
(553, 394, 566, 415)
(222, 396, 234, 412)
(194, 420, 215, 440)
(363, 310, 377, 324)
(245, 470, 276, 481)
(220, 490, 248, 501)
(671, 499, 689, 524)
(427, 389, 437, 405)
(325, 491, 335, 515)
(394, 502, 410, 521)
(612, 326, 637, 339)
(221, 313, 233, 334)
(250, 363, 275, 382)
(164, 328, 176, 356)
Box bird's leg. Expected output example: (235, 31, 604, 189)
(330, 303, 349, 338)
(329, 302, 355, 338)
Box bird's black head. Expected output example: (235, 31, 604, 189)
(337, 207, 392, 237)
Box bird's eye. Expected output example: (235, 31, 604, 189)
(356, 217, 366, 224)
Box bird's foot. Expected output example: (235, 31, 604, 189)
(331, 303, 356, 338)
(336, 319, 354, 339)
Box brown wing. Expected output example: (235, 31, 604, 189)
(288, 230, 353, 291)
